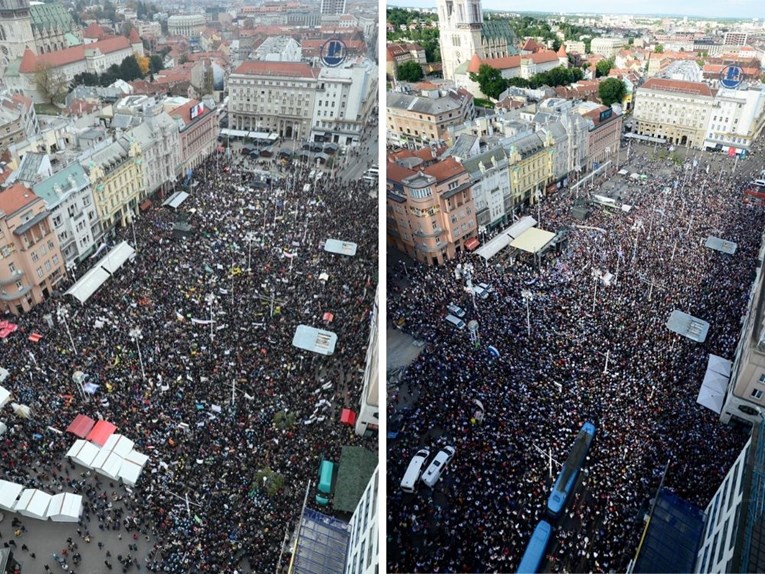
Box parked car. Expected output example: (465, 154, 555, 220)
(447, 303, 466, 318)
(400, 448, 430, 493)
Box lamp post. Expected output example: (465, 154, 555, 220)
(129, 327, 147, 384)
(56, 305, 77, 356)
(205, 293, 216, 343)
(521, 289, 533, 337)
(245, 232, 257, 272)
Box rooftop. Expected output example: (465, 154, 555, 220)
(0, 182, 41, 218)
(232, 61, 318, 78)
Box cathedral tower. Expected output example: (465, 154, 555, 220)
(437, 0, 484, 82)
(0, 0, 35, 66)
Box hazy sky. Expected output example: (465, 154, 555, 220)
(386, 0, 765, 19)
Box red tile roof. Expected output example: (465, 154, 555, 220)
(422, 157, 465, 182)
(641, 77, 713, 97)
(19, 36, 131, 73)
(233, 61, 318, 78)
(129, 29, 141, 43)
(83, 22, 107, 40)
(522, 38, 544, 53)
(468, 50, 560, 74)
(386, 161, 416, 183)
(0, 183, 40, 218)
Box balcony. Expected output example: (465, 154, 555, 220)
(415, 242, 442, 254)
(0, 283, 32, 302)
(0, 269, 24, 287)
(413, 227, 445, 238)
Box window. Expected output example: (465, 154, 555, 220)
(15, 281, 22, 291)
(37, 267, 43, 279)
(752, 388, 763, 400)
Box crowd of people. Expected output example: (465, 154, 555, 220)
(0, 145, 377, 572)
(387, 140, 765, 572)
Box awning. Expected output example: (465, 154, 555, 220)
(65, 242, 135, 304)
(697, 354, 731, 414)
(46, 492, 82, 522)
(66, 414, 96, 438)
(475, 216, 537, 261)
(86, 420, 117, 446)
(464, 237, 480, 251)
(510, 227, 556, 254)
(162, 191, 190, 210)
(666, 310, 710, 343)
(0, 480, 24, 511)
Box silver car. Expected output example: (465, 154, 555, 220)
(420, 446, 456, 487)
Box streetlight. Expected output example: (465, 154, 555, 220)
(521, 289, 533, 337)
(245, 232, 257, 272)
(56, 305, 77, 355)
(129, 327, 147, 384)
(205, 293, 216, 343)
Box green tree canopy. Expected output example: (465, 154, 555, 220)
(599, 77, 626, 107)
(149, 54, 164, 74)
(654, 44, 664, 53)
(397, 60, 424, 82)
(595, 58, 614, 78)
(470, 64, 507, 100)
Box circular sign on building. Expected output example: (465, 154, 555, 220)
(720, 65, 744, 89)
(320, 39, 347, 68)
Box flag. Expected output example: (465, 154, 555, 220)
(283, 250, 297, 259)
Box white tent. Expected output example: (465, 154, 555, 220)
(65, 241, 136, 304)
(0, 480, 24, 511)
(96, 451, 124, 480)
(11, 403, 31, 418)
(68, 440, 101, 468)
(15, 488, 52, 519)
(697, 354, 731, 414)
(0, 386, 12, 408)
(118, 460, 144, 487)
(103, 434, 135, 458)
(0, 368, 9, 383)
(46, 493, 82, 522)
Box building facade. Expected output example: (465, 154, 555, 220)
(167, 14, 206, 38)
(461, 147, 511, 232)
(387, 156, 477, 266)
(633, 78, 713, 148)
(575, 102, 624, 171)
(355, 289, 379, 437)
(320, 0, 346, 16)
(387, 88, 475, 146)
(31, 162, 100, 265)
(311, 61, 378, 146)
(0, 183, 66, 315)
(228, 61, 319, 139)
(0, 92, 38, 150)
(590, 37, 626, 59)
(81, 138, 144, 238)
(343, 465, 379, 574)
(504, 132, 553, 208)
(168, 98, 218, 174)
(704, 87, 765, 154)
(0, 0, 36, 65)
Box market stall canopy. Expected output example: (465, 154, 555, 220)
(15, 488, 52, 519)
(66, 414, 96, 438)
(65, 242, 135, 304)
(666, 310, 710, 343)
(0, 480, 24, 511)
(86, 420, 117, 446)
(704, 236, 737, 255)
(46, 492, 82, 522)
(0, 386, 11, 408)
(103, 434, 135, 458)
(0, 368, 9, 383)
(697, 354, 731, 414)
(324, 239, 357, 256)
(118, 460, 143, 486)
(96, 451, 125, 480)
(67, 439, 100, 467)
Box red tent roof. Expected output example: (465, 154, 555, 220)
(86, 420, 117, 446)
(340, 409, 356, 425)
(66, 414, 96, 438)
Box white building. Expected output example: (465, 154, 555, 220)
(460, 147, 512, 232)
(355, 289, 379, 437)
(344, 465, 379, 574)
(167, 14, 205, 37)
(227, 61, 319, 140)
(704, 87, 765, 154)
(590, 37, 626, 59)
(320, 0, 346, 16)
(311, 60, 378, 146)
(31, 162, 101, 264)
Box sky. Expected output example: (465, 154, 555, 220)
(386, 0, 765, 19)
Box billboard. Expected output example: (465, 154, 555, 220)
(190, 102, 205, 120)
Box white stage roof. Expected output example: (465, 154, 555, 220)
(65, 242, 135, 304)
(510, 228, 556, 254)
(705, 236, 737, 255)
(292, 325, 337, 356)
(475, 216, 537, 261)
(324, 239, 357, 256)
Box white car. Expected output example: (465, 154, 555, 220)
(400, 448, 430, 493)
(472, 284, 490, 300)
(420, 446, 456, 487)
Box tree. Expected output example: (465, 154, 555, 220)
(253, 467, 285, 497)
(397, 60, 423, 82)
(35, 62, 69, 104)
(599, 77, 626, 107)
(135, 54, 150, 76)
(654, 44, 664, 53)
(470, 64, 507, 100)
(118, 55, 143, 81)
(71, 72, 100, 88)
(595, 58, 613, 78)
(150, 54, 164, 73)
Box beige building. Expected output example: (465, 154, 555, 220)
(82, 138, 144, 239)
(227, 61, 319, 140)
(387, 156, 477, 266)
(633, 78, 713, 148)
(387, 88, 474, 146)
(167, 14, 206, 38)
(504, 132, 554, 208)
(590, 37, 626, 59)
(0, 92, 38, 151)
(0, 183, 66, 315)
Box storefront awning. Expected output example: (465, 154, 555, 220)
(464, 237, 480, 251)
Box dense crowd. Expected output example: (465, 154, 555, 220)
(387, 141, 765, 572)
(0, 147, 377, 572)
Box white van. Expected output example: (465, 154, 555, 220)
(367, 166, 379, 176)
(400, 448, 430, 493)
(444, 314, 466, 330)
(421, 446, 456, 487)
(754, 179, 765, 188)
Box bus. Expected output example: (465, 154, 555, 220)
(547, 422, 596, 518)
(518, 520, 553, 574)
(316, 460, 336, 505)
